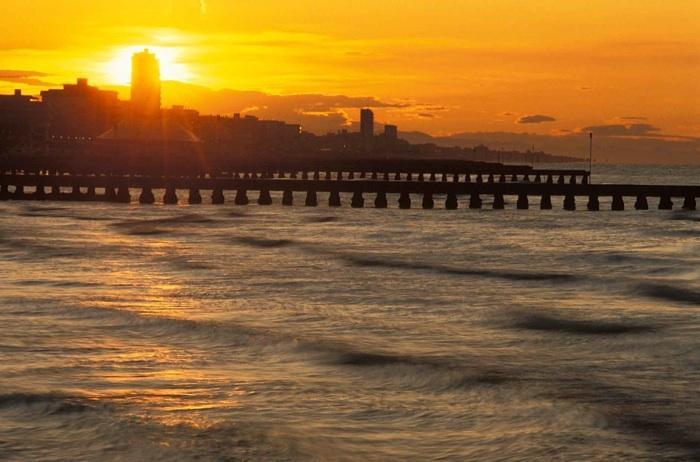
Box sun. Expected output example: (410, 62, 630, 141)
(103, 45, 192, 85)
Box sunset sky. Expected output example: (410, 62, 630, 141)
(1, 0, 699, 159)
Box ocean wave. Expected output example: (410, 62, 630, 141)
(300, 341, 512, 391)
(20, 205, 67, 213)
(602, 252, 669, 265)
(303, 216, 340, 223)
(0, 391, 278, 461)
(16, 205, 116, 221)
(234, 236, 295, 248)
(637, 283, 700, 305)
(340, 254, 578, 283)
(669, 212, 700, 222)
(0, 392, 92, 416)
(0, 238, 86, 259)
(112, 213, 217, 229)
(220, 210, 248, 218)
(511, 312, 656, 335)
(163, 256, 213, 271)
(44, 303, 281, 352)
(230, 235, 578, 283)
(12, 279, 105, 288)
(553, 380, 700, 459)
(16, 212, 114, 221)
(108, 213, 218, 237)
(123, 226, 170, 236)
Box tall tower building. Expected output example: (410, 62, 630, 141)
(131, 49, 161, 118)
(360, 108, 374, 139)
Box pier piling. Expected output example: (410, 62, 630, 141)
(305, 190, 318, 207)
(540, 194, 553, 210)
(493, 193, 505, 209)
(117, 185, 131, 203)
(587, 195, 600, 211)
(563, 194, 576, 211)
(258, 189, 273, 205)
(659, 195, 673, 210)
(34, 184, 45, 200)
(14, 185, 25, 199)
(139, 187, 155, 205)
(374, 191, 388, 208)
(188, 188, 202, 205)
(634, 195, 649, 210)
(211, 188, 225, 204)
(399, 192, 411, 209)
(445, 193, 458, 210)
(351, 191, 365, 208)
(105, 186, 117, 202)
(422, 192, 435, 209)
(517, 193, 529, 210)
(235, 189, 249, 206)
(282, 190, 293, 206)
(163, 187, 178, 205)
(329, 190, 341, 207)
(611, 195, 625, 211)
(682, 196, 696, 211)
(469, 193, 482, 209)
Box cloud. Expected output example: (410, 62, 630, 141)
(0, 70, 55, 87)
(518, 114, 556, 124)
(583, 123, 660, 137)
(619, 116, 647, 121)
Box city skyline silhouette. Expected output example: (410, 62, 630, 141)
(1, 1, 698, 163)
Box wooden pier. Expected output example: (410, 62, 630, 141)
(0, 170, 697, 211)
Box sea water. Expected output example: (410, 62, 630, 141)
(0, 165, 698, 461)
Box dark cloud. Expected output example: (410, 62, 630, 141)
(583, 123, 659, 137)
(418, 113, 435, 118)
(0, 70, 55, 87)
(620, 116, 648, 121)
(518, 114, 556, 124)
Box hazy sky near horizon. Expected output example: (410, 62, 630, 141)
(1, 0, 699, 139)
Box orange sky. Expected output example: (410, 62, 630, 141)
(1, 0, 699, 141)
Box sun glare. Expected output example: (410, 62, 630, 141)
(103, 46, 191, 85)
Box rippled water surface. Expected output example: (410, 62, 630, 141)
(1, 165, 699, 461)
